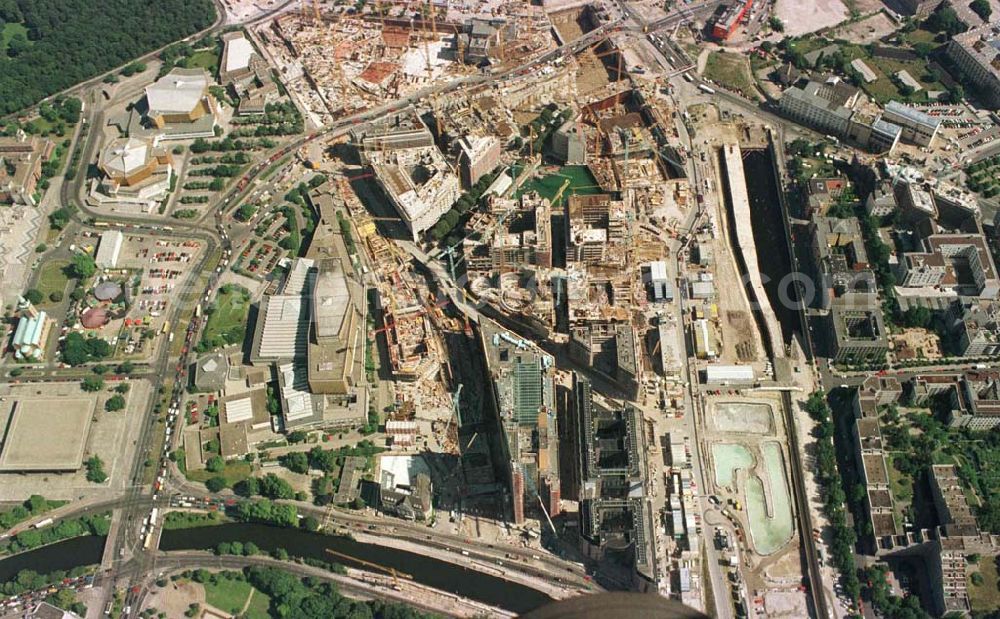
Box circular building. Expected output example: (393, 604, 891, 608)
(81, 308, 109, 330)
(93, 280, 123, 302)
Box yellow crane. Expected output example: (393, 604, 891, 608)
(325, 549, 413, 585)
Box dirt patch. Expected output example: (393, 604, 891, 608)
(550, 8, 591, 42)
(774, 0, 848, 37)
(829, 12, 896, 44)
(143, 580, 205, 618)
(725, 311, 758, 362)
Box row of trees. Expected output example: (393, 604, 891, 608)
(0, 495, 62, 531)
(189, 136, 275, 154)
(0, 566, 91, 597)
(0, 0, 217, 114)
(430, 166, 503, 241)
(4, 513, 110, 554)
(804, 391, 861, 603)
(244, 565, 433, 619)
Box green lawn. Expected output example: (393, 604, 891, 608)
(885, 454, 914, 509)
(204, 574, 253, 615)
(184, 49, 219, 76)
(0, 23, 28, 55)
(904, 28, 941, 46)
(34, 259, 71, 303)
(516, 165, 602, 205)
(186, 461, 252, 487)
(703, 51, 758, 99)
(162, 510, 225, 530)
(243, 588, 272, 619)
(199, 285, 250, 350)
(969, 556, 1000, 613)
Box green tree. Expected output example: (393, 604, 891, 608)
(104, 395, 125, 412)
(69, 253, 96, 279)
(279, 451, 309, 474)
(205, 476, 227, 492)
(85, 456, 107, 483)
(971, 0, 992, 21)
(81, 376, 105, 392)
(23, 289, 43, 305)
(206, 455, 225, 473)
(301, 515, 320, 531)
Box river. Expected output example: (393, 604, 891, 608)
(0, 524, 553, 614)
(159, 523, 552, 614)
(0, 535, 105, 582)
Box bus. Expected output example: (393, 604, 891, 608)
(698, 84, 716, 94)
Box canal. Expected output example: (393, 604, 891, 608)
(741, 148, 801, 346)
(0, 535, 105, 582)
(159, 524, 553, 614)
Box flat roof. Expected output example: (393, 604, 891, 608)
(0, 398, 95, 471)
(222, 33, 255, 75)
(145, 68, 210, 115)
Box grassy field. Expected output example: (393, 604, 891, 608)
(703, 51, 757, 100)
(35, 259, 71, 303)
(969, 556, 1000, 612)
(0, 23, 28, 55)
(885, 453, 914, 510)
(516, 165, 602, 205)
(903, 27, 941, 46)
(162, 511, 225, 530)
(186, 461, 252, 487)
(204, 575, 253, 615)
(184, 49, 219, 76)
(243, 589, 272, 619)
(199, 285, 250, 350)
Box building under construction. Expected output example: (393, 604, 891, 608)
(570, 373, 657, 591)
(480, 317, 561, 525)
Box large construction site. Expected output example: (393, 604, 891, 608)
(251, 0, 558, 126)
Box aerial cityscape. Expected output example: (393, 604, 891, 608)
(1, 0, 1000, 617)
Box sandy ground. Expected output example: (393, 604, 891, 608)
(829, 12, 897, 45)
(774, 0, 848, 37)
(143, 579, 206, 618)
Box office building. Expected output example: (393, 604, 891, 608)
(552, 120, 587, 164)
(569, 322, 641, 398)
(882, 101, 942, 147)
(810, 216, 877, 309)
(367, 145, 461, 242)
(351, 107, 435, 151)
(457, 135, 501, 188)
(0, 132, 54, 206)
(779, 80, 902, 153)
(866, 179, 898, 218)
(570, 374, 656, 588)
(480, 318, 560, 525)
(828, 302, 889, 363)
(951, 303, 1000, 357)
(948, 24, 1000, 107)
